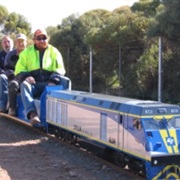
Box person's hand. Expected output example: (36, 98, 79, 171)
(48, 82, 56, 86)
(25, 76, 36, 84)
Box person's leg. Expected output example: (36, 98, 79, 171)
(8, 80, 19, 116)
(0, 74, 8, 112)
(20, 81, 47, 127)
(20, 81, 37, 119)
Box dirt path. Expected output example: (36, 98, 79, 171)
(0, 116, 144, 180)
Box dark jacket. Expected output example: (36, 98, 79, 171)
(4, 49, 19, 80)
(0, 50, 7, 74)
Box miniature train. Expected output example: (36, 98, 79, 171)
(1, 76, 180, 180)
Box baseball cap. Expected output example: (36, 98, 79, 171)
(34, 29, 47, 38)
(16, 33, 27, 40)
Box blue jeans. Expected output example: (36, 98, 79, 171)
(20, 81, 48, 119)
(0, 74, 8, 109)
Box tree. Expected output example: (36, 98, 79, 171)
(0, 5, 9, 33)
(0, 4, 32, 36)
(147, 0, 180, 103)
(131, 0, 161, 17)
(4, 12, 31, 34)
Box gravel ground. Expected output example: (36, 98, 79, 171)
(0, 115, 144, 180)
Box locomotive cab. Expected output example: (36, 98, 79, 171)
(139, 108, 180, 179)
(142, 112, 180, 154)
(118, 101, 180, 179)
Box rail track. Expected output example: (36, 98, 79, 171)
(0, 114, 144, 180)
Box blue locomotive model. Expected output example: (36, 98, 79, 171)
(1, 76, 180, 179)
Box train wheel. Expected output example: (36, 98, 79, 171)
(128, 159, 143, 175)
(114, 152, 126, 168)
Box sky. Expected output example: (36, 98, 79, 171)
(0, 0, 139, 32)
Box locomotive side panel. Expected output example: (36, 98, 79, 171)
(46, 97, 122, 148)
(67, 102, 101, 138)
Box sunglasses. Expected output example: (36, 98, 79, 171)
(36, 36, 47, 41)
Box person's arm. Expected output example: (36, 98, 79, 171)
(14, 50, 30, 83)
(53, 47, 66, 76)
(15, 72, 30, 83)
(4, 50, 17, 80)
(48, 47, 66, 85)
(0, 52, 6, 74)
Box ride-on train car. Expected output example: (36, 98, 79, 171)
(1, 76, 180, 179)
(15, 76, 71, 127)
(46, 90, 180, 180)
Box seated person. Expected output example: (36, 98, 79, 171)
(5, 33, 27, 116)
(0, 35, 14, 112)
(12, 28, 66, 127)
